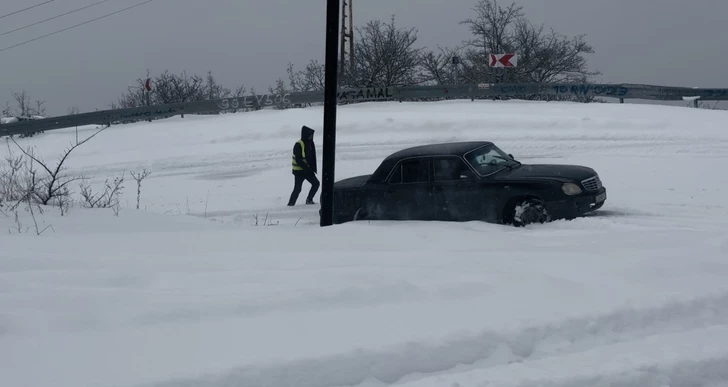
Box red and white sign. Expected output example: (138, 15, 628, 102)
(489, 53, 518, 68)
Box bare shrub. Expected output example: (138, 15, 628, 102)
(0, 125, 133, 234)
(79, 173, 125, 209)
(8, 126, 107, 206)
(130, 169, 151, 209)
(26, 201, 54, 235)
(253, 212, 279, 226)
(0, 142, 25, 204)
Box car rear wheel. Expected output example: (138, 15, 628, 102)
(512, 198, 550, 227)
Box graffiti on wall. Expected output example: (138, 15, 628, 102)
(699, 89, 728, 98)
(218, 93, 293, 110)
(337, 87, 394, 101)
(490, 84, 631, 97)
(498, 85, 527, 94)
(118, 107, 179, 121)
(551, 84, 630, 97)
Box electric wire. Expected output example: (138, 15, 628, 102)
(0, 0, 158, 54)
(0, 0, 55, 20)
(1, 0, 116, 38)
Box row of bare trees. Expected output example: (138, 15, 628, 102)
(104, 0, 602, 114)
(2, 69, 249, 123)
(284, 0, 599, 98)
(1, 90, 47, 118)
(111, 69, 249, 110)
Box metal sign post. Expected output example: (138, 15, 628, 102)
(489, 53, 518, 83)
(451, 56, 460, 84)
(320, 0, 340, 227)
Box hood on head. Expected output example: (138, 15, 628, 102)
(301, 125, 315, 140)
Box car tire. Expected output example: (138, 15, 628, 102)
(512, 198, 550, 227)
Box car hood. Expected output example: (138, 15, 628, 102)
(494, 164, 597, 183)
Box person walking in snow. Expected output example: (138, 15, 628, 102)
(287, 125, 320, 206)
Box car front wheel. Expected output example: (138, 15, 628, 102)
(512, 198, 550, 227)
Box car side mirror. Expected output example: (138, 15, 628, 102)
(508, 154, 514, 159)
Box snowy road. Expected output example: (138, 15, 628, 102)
(2, 100, 728, 387)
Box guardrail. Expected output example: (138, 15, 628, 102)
(2, 82, 727, 138)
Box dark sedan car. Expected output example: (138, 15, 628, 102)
(327, 141, 606, 226)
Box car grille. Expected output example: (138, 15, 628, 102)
(581, 175, 603, 191)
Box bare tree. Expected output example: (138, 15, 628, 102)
(461, 0, 523, 58)
(152, 70, 206, 104)
(420, 46, 467, 85)
(11, 90, 32, 117)
(33, 100, 46, 117)
(113, 69, 152, 109)
(233, 84, 247, 98)
(219, 84, 249, 113)
(456, 0, 599, 86)
(344, 15, 426, 88)
(287, 60, 326, 92)
(1, 101, 11, 117)
(8, 90, 47, 117)
(509, 17, 600, 83)
(205, 71, 231, 100)
(267, 78, 293, 110)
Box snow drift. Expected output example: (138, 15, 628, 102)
(2, 100, 728, 387)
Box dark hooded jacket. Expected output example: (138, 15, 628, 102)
(293, 125, 317, 174)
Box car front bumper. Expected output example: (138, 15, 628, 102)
(546, 187, 607, 220)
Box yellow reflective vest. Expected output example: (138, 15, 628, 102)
(292, 140, 307, 171)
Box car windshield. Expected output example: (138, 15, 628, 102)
(464, 144, 519, 175)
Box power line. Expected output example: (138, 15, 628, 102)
(0, 0, 158, 54)
(1, 0, 116, 38)
(0, 0, 55, 20)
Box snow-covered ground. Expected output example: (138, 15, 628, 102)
(2, 100, 728, 387)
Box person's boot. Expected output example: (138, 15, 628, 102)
(306, 199, 315, 205)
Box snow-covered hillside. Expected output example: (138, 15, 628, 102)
(2, 100, 728, 387)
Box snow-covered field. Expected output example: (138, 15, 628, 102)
(2, 100, 728, 387)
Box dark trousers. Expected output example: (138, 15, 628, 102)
(288, 170, 320, 205)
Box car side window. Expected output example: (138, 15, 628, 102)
(389, 158, 430, 184)
(434, 157, 474, 181)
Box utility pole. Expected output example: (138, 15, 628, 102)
(348, 0, 354, 75)
(321, 0, 340, 227)
(339, 0, 354, 81)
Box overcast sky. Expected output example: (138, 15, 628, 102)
(1, 0, 726, 115)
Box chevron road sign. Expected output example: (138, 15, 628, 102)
(489, 53, 518, 67)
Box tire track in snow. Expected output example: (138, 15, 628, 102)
(143, 291, 728, 387)
(394, 327, 728, 387)
(502, 356, 728, 387)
